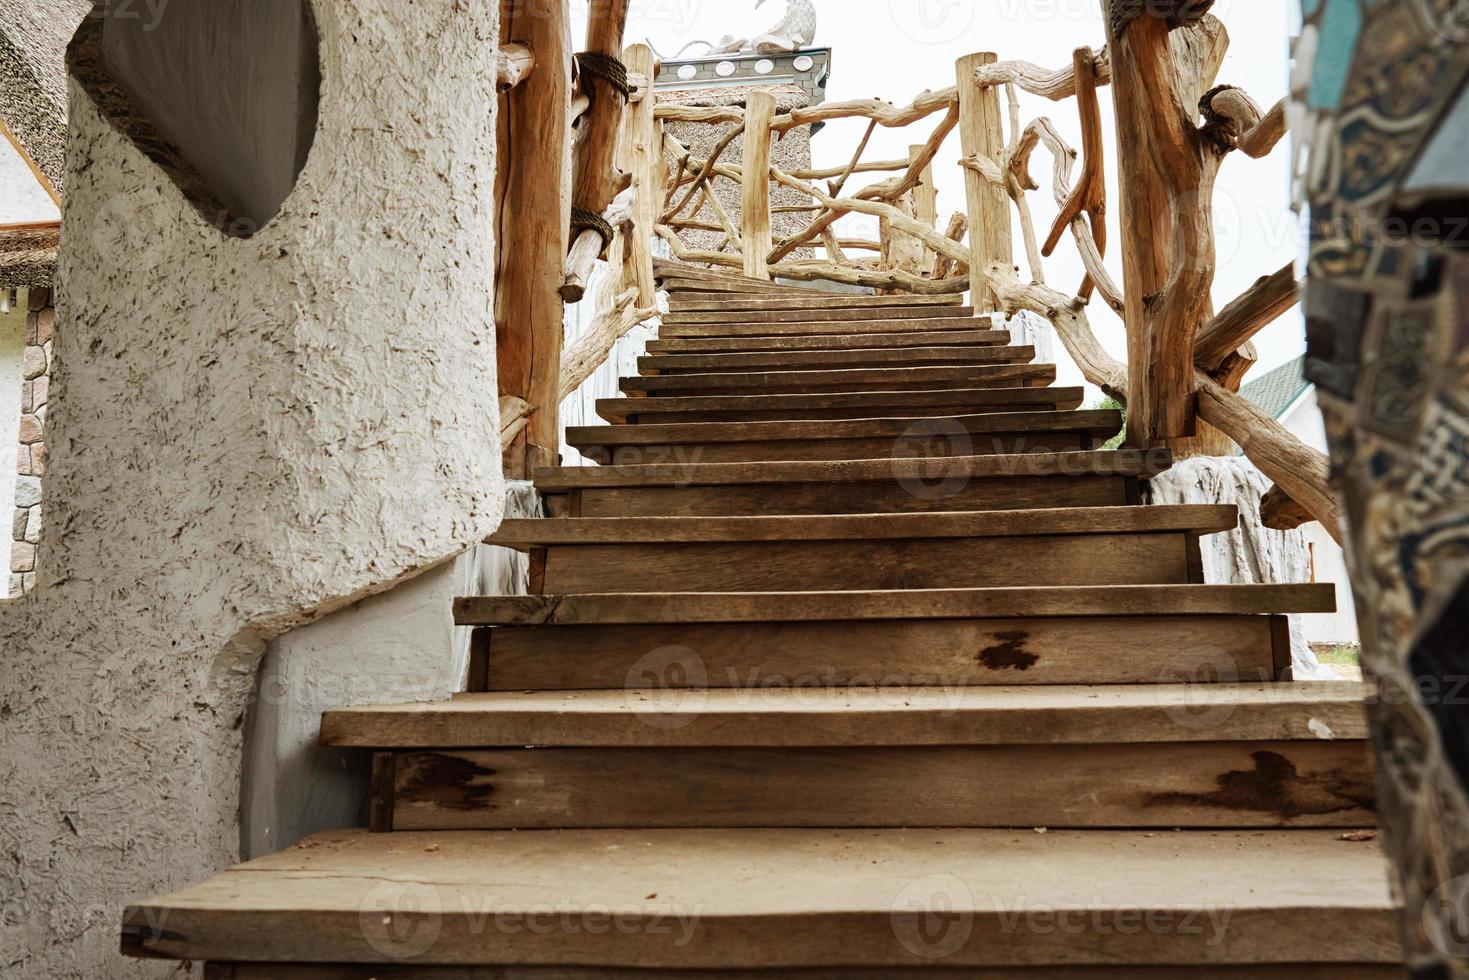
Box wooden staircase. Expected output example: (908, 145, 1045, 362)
(122, 268, 1401, 977)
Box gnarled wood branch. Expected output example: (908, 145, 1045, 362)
(497, 44, 535, 91)
(988, 261, 1129, 399)
(1195, 376, 1343, 545)
(560, 285, 657, 402)
(1194, 262, 1299, 371)
(1042, 47, 1108, 303)
(771, 86, 957, 134)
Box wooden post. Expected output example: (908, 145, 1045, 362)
(617, 43, 658, 307)
(910, 143, 939, 276)
(740, 91, 776, 281)
(955, 53, 1012, 313)
(1110, 13, 1227, 447)
(563, 0, 630, 301)
(495, 0, 572, 477)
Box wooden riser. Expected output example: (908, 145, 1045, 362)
(637, 346, 1035, 374)
(666, 294, 966, 314)
(619, 364, 1057, 397)
(645, 328, 1011, 353)
(523, 533, 1203, 593)
(207, 965, 1405, 979)
(596, 386, 1086, 424)
(374, 741, 1375, 831)
(465, 615, 1291, 691)
(566, 411, 1122, 465)
(575, 433, 1091, 463)
(662, 310, 980, 331)
(127, 829, 1400, 970)
(536, 452, 1170, 518)
(546, 474, 1137, 517)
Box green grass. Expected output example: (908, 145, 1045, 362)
(1311, 644, 1362, 667)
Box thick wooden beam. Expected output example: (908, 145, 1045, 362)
(617, 44, 659, 307)
(955, 52, 1012, 314)
(565, 0, 630, 293)
(909, 142, 940, 276)
(1194, 263, 1299, 371)
(1195, 376, 1343, 545)
(740, 91, 776, 281)
(1109, 12, 1227, 447)
(495, 0, 573, 476)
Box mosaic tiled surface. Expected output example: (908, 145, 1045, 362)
(1300, 1, 1469, 974)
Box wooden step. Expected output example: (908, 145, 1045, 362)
(638, 345, 1035, 375)
(457, 584, 1326, 692)
(330, 682, 1368, 748)
(330, 684, 1374, 831)
(620, 363, 1057, 397)
(667, 294, 966, 314)
(458, 584, 1334, 625)
(534, 449, 1171, 517)
(464, 612, 1296, 692)
(204, 965, 1407, 979)
(661, 311, 983, 333)
(489, 505, 1228, 593)
(645, 328, 1012, 354)
(597, 386, 1085, 424)
(566, 410, 1122, 464)
(124, 828, 1400, 968)
(661, 277, 815, 297)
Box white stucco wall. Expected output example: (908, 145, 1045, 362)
(1280, 388, 1359, 645)
(0, 2, 504, 977)
(0, 293, 23, 576)
(0, 137, 59, 224)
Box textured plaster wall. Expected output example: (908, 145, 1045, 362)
(243, 484, 542, 860)
(0, 292, 23, 577)
(0, 1, 504, 976)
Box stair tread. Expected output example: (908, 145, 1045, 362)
(667, 294, 966, 313)
(662, 313, 992, 334)
(455, 583, 1336, 625)
(639, 346, 1035, 372)
(620, 363, 1057, 392)
(645, 329, 1012, 352)
(487, 505, 1237, 547)
(566, 410, 1122, 449)
(534, 449, 1173, 490)
(321, 681, 1370, 748)
(597, 386, 1085, 423)
(122, 828, 1399, 967)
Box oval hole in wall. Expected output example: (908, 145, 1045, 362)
(69, 0, 321, 239)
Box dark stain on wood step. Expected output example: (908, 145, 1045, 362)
(1147, 750, 1378, 819)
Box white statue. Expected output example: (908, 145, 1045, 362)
(658, 0, 818, 59)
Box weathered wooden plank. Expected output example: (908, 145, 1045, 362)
(569, 410, 1121, 452)
(667, 294, 966, 313)
(470, 614, 1291, 691)
(128, 828, 1401, 968)
(662, 307, 977, 328)
(327, 682, 1369, 747)
(740, 90, 776, 280)
(644, 329, 1012, 354)
(618, 363, 1057, 396)
(206, 965, 1405, 980)
(532, 533, 1192, 591)
(578, 432, 1089, 464)
(489, 506, 1238, 546)
(597, 387, 1085, 424)
(456, 584, 1336, 626)
(551, 474, 1136, 517)
(638, 345, 1034, 374)
(385, 740, 1374, 830)
(535, 449, 1173, 490)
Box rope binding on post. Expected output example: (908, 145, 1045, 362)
(575, 51, 632, 104)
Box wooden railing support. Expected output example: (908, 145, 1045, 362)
(955, 52, 1012, 313)
(495, 0, 572, 477)
(740, 91, 776, 281)
(618, 43, 659, 308)
(562, 0, 630, 303)
(910, 142, 940, 276)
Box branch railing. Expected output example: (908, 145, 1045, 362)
(491, 8, 1339, 540)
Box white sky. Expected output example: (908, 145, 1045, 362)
(606, 0, 1304, 400)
